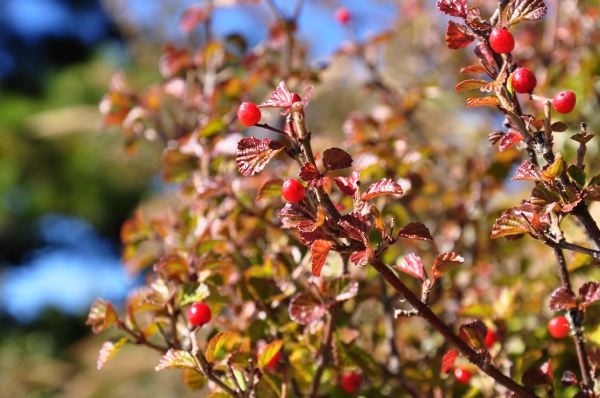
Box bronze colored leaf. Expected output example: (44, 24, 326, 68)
(362, 178, 404, 201)
(397, 222, 433, 241)
(299, 163, 320, 181)
(155, 349, 197, 371)
(395, 253, 424, 280)
(579, 281, 600, 310)
(236, 137, 284, 176)
(507, 0, 548, 25)
(445, 21, 475, 49)
(548, 287, 577, 311)
(432, 252, 464, 279)
(455, 79, 487, 92)
(512, 160, 541, 181)
(86, 299, 119, 334)
(288, 293, 325, 325)
(437, 0, 468, 17)
(311, 239, 332, 277)
(466, 96, 500, 108)
(97, 337, 128, 370)
(322, 148, 353, 170)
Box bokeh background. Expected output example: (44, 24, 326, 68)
(1, 0, 599, 397)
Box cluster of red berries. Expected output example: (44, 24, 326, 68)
(487, 27, 577, 113)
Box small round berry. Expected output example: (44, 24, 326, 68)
(291, 93, 302, 103)
(263, 350, 281, 370)
(548, 315, 570, 339)
(552, 90, 576, 114)
(340, 372, 362, 394)
(511, 67, 537, 94)
(335, 7, 351, 25)
(454, 367, 472, 385)
(187, 302, 212, 327)
(485, 328, 498, 348)
(237, 102, 261, 127)
(489, 28, 515, 54)
(282, 179, 305, 203)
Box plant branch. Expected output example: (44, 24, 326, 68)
(371, 258, 537, 398)
(308, 308, 336, 398)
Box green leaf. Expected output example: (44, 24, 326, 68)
(97, 337, 128, 370)
(156, 349, 197, 371)
(205, 332, 240, 363)
(86, 299, 119, 334)
(199, 118, 226, 137)
(182, 368, 208, 391)
(258, 340, 283, 370)
(567, 165, 586, 188)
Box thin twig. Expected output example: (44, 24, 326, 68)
(308, 308, 336, 398)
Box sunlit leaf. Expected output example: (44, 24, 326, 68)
(322, 148, 353, 170)
(466, 97, 500, 108)
(349, 249, 372, 267)
(579, 281, 600, 310)
(395, 253, 424, 280)
(432, 252, 464, 279)
(397, 222, 433, 241)
(205, 332, 240, 363)
(458, 320, 487, 352)
(490, 209, 530, 239)
(260, 81, 294, 109)
(182, 368, 208, 391)
(460, 64, 488, 75)
(311, 239, 332, 277)
(256, 179, 283, 201)
(288, 293, 325, 325)
(97, 337, 128, 370)
(258, 340, 283, 370)
(299, 163, 320, 181)
(362, 178, 404, 201)
(236, 137, 284, 176)
(498, 130, 524, 152)
(436, 0, 468, 17)
(455, 79, 487, 92)
(507, 0, 548, 25)
(156, 349, 197, 371)
(548, 287, 577, 311)
(86, 299, 119, 334)
(512, 160, 541, 181)
(334, 170, 360, 195)
(445, 21, 475, 49)
(541, 153, 563, 181)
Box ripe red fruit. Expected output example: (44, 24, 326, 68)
(237, 102, 261, 126)
(552, 90, 576, 114)
(340, 372, 362, 394)
(263, 349, 281, 370)
(454, 367, 472, 384)
(511, 67, 537, 93)
(548, 315, 570, 338)
(485, 328, 498, 348)
(335, 7, 351, 24)
(282, 179, 305, 202)
(489, 28, 515, 54)
(187, 302, 212, 327)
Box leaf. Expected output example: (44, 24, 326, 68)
(159, 44, 191, 78)
(236, 137, 284, 176)
(362, 178, 404, 201)
(441, 349, 459, 374)
(541, 153, 564, 181)
(349, 249, 372, 267)
(298, 206, 326, 233)
(481, 67, 507, 93)
(86, 299, 119, 334)
(97, 337, 128, 370)
(311, 240, 332, 277)
(460, 64, 488, 74)
(180, 5, 208, 34)
(322, 148, 353, 170)
(490, 209, 530, 239)
(507, 0, 548, 25)
(397, 222, 433, 241)
(258, 340, 283, 370)
(206, 332, 240, 363)
(154, 255, 189, 282)
(259, 81, 294, 109)
(299, 163, 320, 181)
(560, 371, 578, 387)
(583, 185, 600, 201)
(182, 368, 208, 391)
(395, 253, 424, 280)
(498, 130, 524, 152)
(474, 42, 496, 73)
(455, 79, 487, 92)
(466, 97, 500, 108)
(327, 278, 359, 302)
(334, 170, 360, 195)
(512, 160, 541, 181)
(436, 0, 468, 17)
(156, 349, 197, 371)
(256, 179, 283, 201)
(548, 287, 577, 311)
(445, 21, 475, 49)
(551, 122, 568, 132)
(579, 282, 600, 310)
(288, 293, 325, 325)
(459, 320, 488, 352)
(338, 213, 371, 243)
(523, 362, 552, 387)
(567, 165, 586, 188)
(432, 252, 464, 279)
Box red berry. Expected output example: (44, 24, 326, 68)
(489, 28, 515, 54)
(340, 372, 362, 394)
(263, 349, 281, 370)
(454, 367, 472, 385)
(187, 302, 212, 327)
(291, 93, 302, 103)
(485, 328, 498, 348)
(237, 102, 261, 127)
(511, 67, 537, 93)
(282, 179, 305, 202)
(552, 90, 576, 114)
(548, 315, 570, 339)
(335, 7, 351, 24)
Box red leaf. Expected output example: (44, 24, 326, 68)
(288, 293, 325, 325)
(397, 222, 433, 241)
(445, 21, 475, 49)
(298, 228, 329, 246)
(180, 5, 208, 34)
(441, 349, 459, 374)
(338, 213, 370, 243)
(490, 207, 531, 239)
(260, 81, 294, 109)
(432, 252, 464, 279)
(512, 160, 541, 181)
(548, 287, 577, 311)
(579, 281, 600, 310)
(299, 163, 320, 181)
(362, 178, 404, 201)
(437, 0, 468, 17)
(236, 137, 284, 176)
(499, 130, 524, 152)
(395, 253, 424, 280)
(311, 240, 332, 277)
(460, 64, 488, 75)
(322, 148, 353, 170)
(466, 96, 500, 108)
(334, 170, 360, 195)
(507, 0, 547, 25)
(474, 42, 496, 74)
(349, 249, 372, 267)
